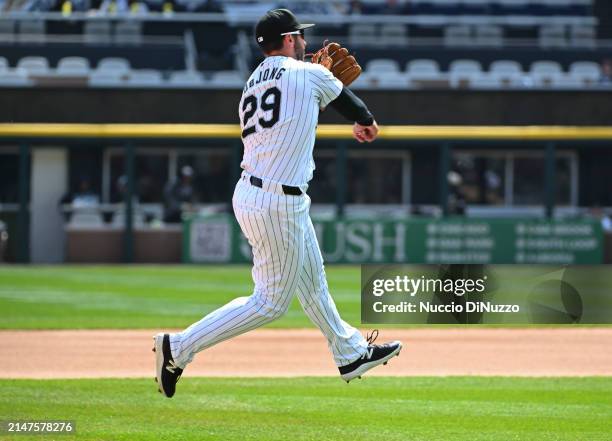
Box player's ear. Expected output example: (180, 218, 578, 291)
(280, 34, 290, 49)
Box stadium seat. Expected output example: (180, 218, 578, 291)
(449, 73, 480, 89)
(89, 71, 124, 87)
(366, 59, 401, 73)
(449, 60, 482, 88)
(348, 72, 372, 90)
(449, 60, 482, 74)
(530, 61, 564, 88)
(115, 21, 143, 45)
(539, 25, 567, 49)
(56, 57, 91, 76)
(553, 75, 588, 89)
(0, 69, 32, 87)
(406, 59, 439, 74)
(379, 24, 409, 47)
(17, 20, 46, 44)
(168, 70, 206, 87)
(0, 57, 8, 72)
(406, 59, 445, 86)
(569, 25, 596, 48)
(368, 72, 409, 89)
(489, 60, 523, 76)
(125, 70, 164, 86)
(474, 25, 503, 48)
(470, 73, 522, 89)
(531, 61, 563, 75)
(17, 57, 50, 76)
(210, 71, 244, 87)
(444, 26, 472, 47)
(348, 23, 378, 46)
(96, 58, 131, 74)
(568, 61, 601, 86)
(84, 21, 112, 45)
(487, 60, 524, 86)
(406, 59, 441, 77)
(0, 20, 15, 43)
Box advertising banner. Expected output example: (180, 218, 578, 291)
(184, 215, 603, 265)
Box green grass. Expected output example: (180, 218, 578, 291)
(1, 377, 611, 441)
(1, 265, 609, 330)
(0, 265, 363, 329)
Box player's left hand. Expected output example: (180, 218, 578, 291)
(353, 121, 379, 143)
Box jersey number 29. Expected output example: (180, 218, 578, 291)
(241, 87, 281, 139)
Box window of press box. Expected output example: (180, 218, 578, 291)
(452, 151, 576, 206)
(0, 152, 21, 203)
(513, 156, 573, 205)
(176, 151, 232, 203)
(108, 151, 168, 203)
(309, 151, 408, 204)
(347, 155, 403, 204)
(452, 153, 505, 205)
(308, 154, 337, 203)
(67, 148, 103, 205)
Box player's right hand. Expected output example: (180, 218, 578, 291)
(353, 120, 379, 143)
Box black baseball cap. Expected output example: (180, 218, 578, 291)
(255, 9, 314, 45)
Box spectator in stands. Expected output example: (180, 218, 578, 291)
(1, 0, 55, 11)
(59, 177, 100, 221)
(59, 0, 89, 12)
(98, 0, 153, 14)
(115, 174, 140, 204)
(600, 59, 612, 85)
(348, 0, 362, 15)
(381, 0, 403, 15)
(140, 0, 172, 13)
(447, 170, 466, 215)
(98, 0, 128, 13)
(163, 165, 195, 223)
(174, 0, 220, 13)
(70, 178, 100, 207)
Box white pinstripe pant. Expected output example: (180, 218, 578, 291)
(170, 174, 367, 368)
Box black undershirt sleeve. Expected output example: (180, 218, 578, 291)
(328, 87, 374, 126)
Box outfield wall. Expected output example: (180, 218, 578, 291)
(0, 123, 611, 263)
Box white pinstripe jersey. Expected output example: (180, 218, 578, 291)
(239, 55, 343, 187)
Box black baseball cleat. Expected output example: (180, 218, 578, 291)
(338, 330, 402, 383)
(153, 333, 183, 398)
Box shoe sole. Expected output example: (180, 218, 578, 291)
(341, 341, 403, 382)
(153, 333, 168, 396)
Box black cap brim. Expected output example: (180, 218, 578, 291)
(297, 24, 315, 30)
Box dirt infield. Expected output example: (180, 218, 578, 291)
(2, 328, 612, 379)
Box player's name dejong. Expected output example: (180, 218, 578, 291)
(242, 67, 286, 92)
(372, 301, 520, 314)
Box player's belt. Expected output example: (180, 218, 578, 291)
(249, 176, 303, 196)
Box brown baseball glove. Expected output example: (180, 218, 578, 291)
(308, 42, 362, 87)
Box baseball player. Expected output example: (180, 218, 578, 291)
(155, 8, 402, 398)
